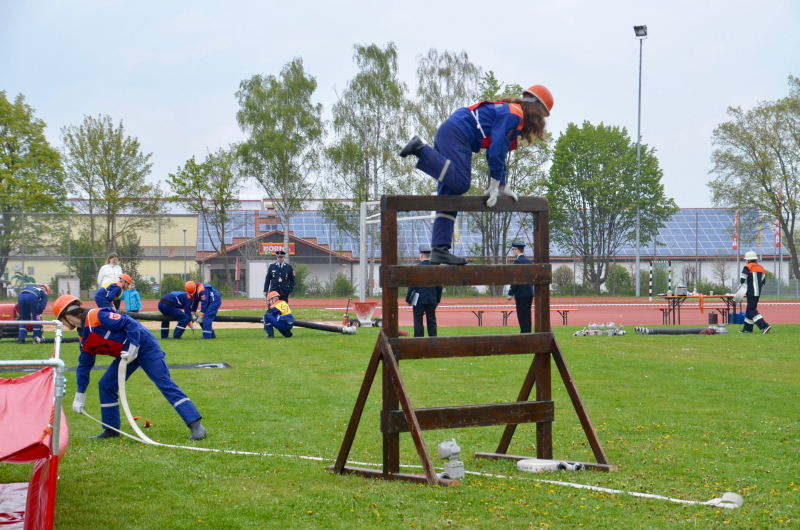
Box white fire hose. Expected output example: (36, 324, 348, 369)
(77, 360, 742, 510)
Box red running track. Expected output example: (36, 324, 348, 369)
(46, 297, 800, 327)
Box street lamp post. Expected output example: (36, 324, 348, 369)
(634, 24, 647, 297)
(183, 229, 187, 280)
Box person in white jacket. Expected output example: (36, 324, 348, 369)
(96, 253, 124, 310)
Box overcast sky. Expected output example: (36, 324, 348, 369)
(2, 0, 799, 207)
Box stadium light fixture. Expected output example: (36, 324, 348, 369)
(634, 25, 647, 38)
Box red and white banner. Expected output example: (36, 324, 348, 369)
(732, 210, 739, 251)
(259, 243, 295, 255)
(775, 219, 781, 249)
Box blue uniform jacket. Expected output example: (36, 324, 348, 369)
(191, 284, 220, 313)
(161, 291, 193, 317)
(508, 254, 535, 300)
(266, 303, 295, 325)
(76, 308, 146, 393)
(265, 262, 295, 296)
(19, 287, 49, 314)
(405, 260, 443, 306)
(95, 282, 124, 309)
(450, 103, 523, 183)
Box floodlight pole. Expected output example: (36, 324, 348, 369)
(634, 26, 646, 297)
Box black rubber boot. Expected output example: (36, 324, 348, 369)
(285, 332, 293, 338)
(188, 419, 207, 441)
(91, 429, 120, 439)
(429, 245, 467, 266)
(267, 334, 275, 339)
(399, 135, 425, 158)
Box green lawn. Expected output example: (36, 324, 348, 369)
(0, 325, 797, 529)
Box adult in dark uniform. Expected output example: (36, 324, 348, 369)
(405, 245, 442, 337)
(507, 242, 534, 333)
(739, 251, 771, 334)
(263, 250, 295, 303)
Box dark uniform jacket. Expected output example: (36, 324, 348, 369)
(508, 254, 534, 300)
(265, 262, 295, 297)
(740, 262, 767, 297)
(405, 260, 443, 305)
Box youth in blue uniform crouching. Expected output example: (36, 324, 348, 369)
(264, 291, 294, 338)
(52, 295, 207, 441)
(186, 281, 221, 339)
(400, 85, 552, 265)
(507, 242, 534, 333)
(158, 290, 195, 339)
(17, 284, 50, 342)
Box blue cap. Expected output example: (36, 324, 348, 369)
(419, 245, 432, 254)
(511, 242, 525, 250)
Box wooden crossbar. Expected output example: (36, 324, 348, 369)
(381, 195, 549, 213)
(381, 401, 555, 433)
(387, 264, 551, 288)
(388, 333, 555, 360)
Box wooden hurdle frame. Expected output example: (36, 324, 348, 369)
(327, 195, 615, 486)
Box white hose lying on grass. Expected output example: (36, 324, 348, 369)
(77, 359, 741, 511)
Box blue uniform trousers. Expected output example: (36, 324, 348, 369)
(201, 297, 221, 339)
(264, 312, 294, 337)
(743, 296, 769, 332)
(97, 334, 201, 429)
(158, 302, 192, 339)
(18, 292, 43, 341)
(416, 120, 473, 247)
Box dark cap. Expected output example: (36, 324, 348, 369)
(275, 249, 286, 256)
(511, 242, 525, 250)
(419, 244, 432, 254)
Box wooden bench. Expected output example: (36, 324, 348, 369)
(406, 307, 576, 326)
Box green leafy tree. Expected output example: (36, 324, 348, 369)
(59, 234, 105, 292)
(547, 121, 677, 294)
(708, 75, 800, 279)
(0, 92, 67, 275)
(167, 148, 244, 295)
(160, 275, 185, 295)
(61, 115, 166, 276)
(236, 58, 324, 257)
(323, 42, 408, 295)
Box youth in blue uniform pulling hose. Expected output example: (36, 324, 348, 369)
(94, 273, 132, 310)
(400, 85, 553, 265)
(158, 291, 194, 339)
(17, 284, 50, 342)
(52, 295, 207, 441)
(186, 281, 222, 339)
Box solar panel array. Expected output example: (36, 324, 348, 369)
(197, 211, 256, 250)
(197, 208, 787, 259)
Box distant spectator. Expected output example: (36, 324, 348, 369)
(122, 280, 141, 313)
(97, 253, 124, 309)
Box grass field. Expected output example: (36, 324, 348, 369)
(1, 323, 798, 529)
